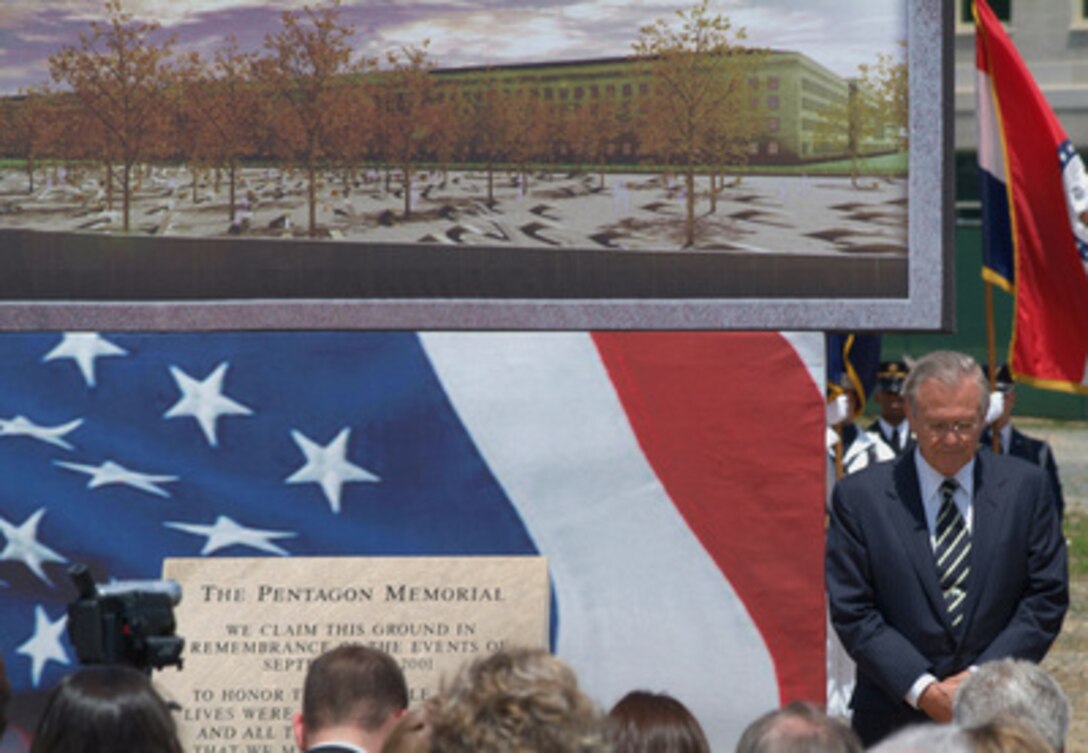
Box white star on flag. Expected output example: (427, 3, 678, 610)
(0, 416, 83, 450)
(54, 459, 178, 498)
(286, 428, 379, 514)
(16, 606, 69, 687)
(0, 508, 67, 585)
(164, 515, 296, 556)
(42, 332, 128, 388)
(164, 362, 253, 447)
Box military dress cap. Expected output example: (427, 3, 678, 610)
(983, 362, 1015, 391)
(875, 360, 910, 394)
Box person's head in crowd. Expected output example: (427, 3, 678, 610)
(381, 709, 431, 753)
(953, 658, 1070, 753)
(874, 360, 910, 425)
(902, 350, 989, 477)
(294, 644, 408, 753)
(607, 690, 709, 753)
(961, 719, 1054, 753)
(734, 701, 861, 753)
(30, 665, 183, 753)
(0, 654, 10, 738)
(866, 723, 971, 753)
(425, 647, 607, 753)
(982, 363, 1016, 430)
(0, 654, 28, 753)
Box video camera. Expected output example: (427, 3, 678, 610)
(66, 564, 185, 673)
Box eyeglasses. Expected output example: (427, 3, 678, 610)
(921, 420, 979, 437)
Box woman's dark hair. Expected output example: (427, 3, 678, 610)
(30, 666, 183, 753)
(607, 691, 710, 753)
(0, 654, 11, 737)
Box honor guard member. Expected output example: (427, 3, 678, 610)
(829, 376, 895, 478)
(980, 363, 1066, 519)
(868, 360, 912, 456)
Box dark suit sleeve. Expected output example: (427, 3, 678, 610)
(825, 478, 934, 702)
(1012, 429, 1065, 519)
(1041, 440, 1066, 519)
(974, 468, 1068, 663)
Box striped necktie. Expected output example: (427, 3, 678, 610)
(935, 478, 970, 629)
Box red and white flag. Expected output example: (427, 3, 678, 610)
(975, 0, 1088, 392)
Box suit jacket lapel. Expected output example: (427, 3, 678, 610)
(961, 453, 1006, 629)
(889, 455, 950, 626)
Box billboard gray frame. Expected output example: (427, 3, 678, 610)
(0, 0, 951, 332)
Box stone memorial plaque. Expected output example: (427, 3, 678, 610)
(156, 556, 549, 753)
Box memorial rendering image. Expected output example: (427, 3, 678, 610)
(0, 0, 935, 330)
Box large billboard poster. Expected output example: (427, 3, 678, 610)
(0, 0, 950, 330)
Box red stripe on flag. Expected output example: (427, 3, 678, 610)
(592, 331, 827, 705)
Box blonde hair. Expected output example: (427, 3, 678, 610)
(426, 648, 607, 753)
(382, 709, 432, 753)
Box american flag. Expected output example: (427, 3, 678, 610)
(0, 330, 827, 750)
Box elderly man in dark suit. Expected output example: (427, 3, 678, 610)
(825, 350, 1068, 747)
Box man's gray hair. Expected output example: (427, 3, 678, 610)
(902, 350, 989, 418)
(953, 658, 1070, 752)
(867, 723, 971, 753)
(735, 702, 860, 753)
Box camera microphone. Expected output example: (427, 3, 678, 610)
(69, 563, 98, 599)
(99, 579, 183, 606)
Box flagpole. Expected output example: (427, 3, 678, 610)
(984, 279, 1001, 453)
(834, 424, 844, 480)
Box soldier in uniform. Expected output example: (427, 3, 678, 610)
(980, 363, 1066, 518)
(867, 360, 912, 456)
(829, 376, 895, 478)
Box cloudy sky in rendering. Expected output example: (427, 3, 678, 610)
(0, 0, 906, 95)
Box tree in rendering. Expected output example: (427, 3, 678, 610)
(166, 51, 208, 203)
(2, 87, 60, 194)
(702, 73, 762, 211)
(258, 0, 366, 236)
(49, 0, 176, 232)
(633, 0, 760, 247)
(378, 44, 440, 218)
(457, 70, 510, 207)
(325, 77, 377, 195)
(861, 46, 909, 152)
(427, 88, 461, 186)
(187, 37, 262, 220)
(567, 97, 623, 190)
(814, 45, 906, 189)
(504, 88, 551, 193)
